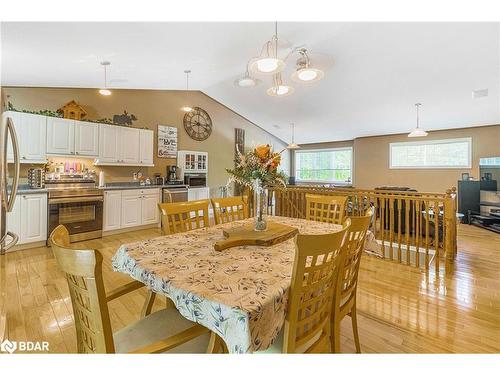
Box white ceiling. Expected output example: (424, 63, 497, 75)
(2, 22, 499, 144)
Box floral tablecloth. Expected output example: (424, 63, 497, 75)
(112, 216, 342, 353)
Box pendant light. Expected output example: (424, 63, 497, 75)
(234, 62, 260, 88)
(408, 103, 428, 137)
(180, 70, 193, 112)
(249, 22, 285, 75)
(267, 73, 294, 97)
(291, 48, 324, 83)
(287, 123, 300, 149)
(98, 61, 112, 96)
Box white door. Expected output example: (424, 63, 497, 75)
(139, 129, 154, 165)
(99, 124, 120, 163)
(120, 127, 140, 164)
(6, 197, 21, 246)
(120, 191, 142, 228)
(5, 112, 47, 163)
(47, 117, 75, 155)
(75, 121, 99, 157)
(188, 189, 197, 201)
(141, 190, 160, 225)
(20, 193, 47, 243)
(103, 190, 122, 231)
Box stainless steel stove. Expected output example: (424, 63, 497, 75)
(46, 177, 103, 242)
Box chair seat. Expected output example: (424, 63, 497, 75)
(114, 308, 210, 353)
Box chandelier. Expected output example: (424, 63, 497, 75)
(234, 22, 325, 97)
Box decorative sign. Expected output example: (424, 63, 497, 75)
(158, 125, 178, 158)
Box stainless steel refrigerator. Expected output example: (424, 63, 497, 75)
(0, 114, 20, 254)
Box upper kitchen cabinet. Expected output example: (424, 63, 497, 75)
(4, 111, 47, 163)
(139, 129, 154, 165)
(96, 124, 154, 166)
(46, 117, 75, 155)
(74, 121, 99, 157)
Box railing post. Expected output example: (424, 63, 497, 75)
(444, 187, 457, 261)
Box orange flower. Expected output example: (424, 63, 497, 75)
(270, 153, 281, 169)
(255, 144, 271, 159)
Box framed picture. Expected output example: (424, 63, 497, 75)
(461, 173, 470, 181)
(158, 125, 177, 158)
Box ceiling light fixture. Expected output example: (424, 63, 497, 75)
(249, 22, 285, 75)
(408, 103, 428, 137)
(98, 61, 112, 96)
(267, 73, 295, 97)
(234, 65, 260, 88)
(287, 123, 300, 149)
(181, 70, 193, 112)
(291, 48, 324, 83)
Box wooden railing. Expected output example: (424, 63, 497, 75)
(267, 186, 457, 269)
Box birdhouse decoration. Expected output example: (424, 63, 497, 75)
(57, 100, 87, 120)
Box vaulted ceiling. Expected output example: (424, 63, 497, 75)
(2, 22, 499, 144)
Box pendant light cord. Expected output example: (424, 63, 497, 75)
(103, 65, 107, 89)
(415, 103, 421, 129)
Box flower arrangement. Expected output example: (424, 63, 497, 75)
(226, 144, 288, 189)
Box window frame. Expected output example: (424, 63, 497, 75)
(389, 137, 472, 170)
(294, 146, 354, 184)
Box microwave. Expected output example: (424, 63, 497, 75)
(184, 173, 207, 187)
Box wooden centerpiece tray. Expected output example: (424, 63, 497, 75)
(214, 221, 299, 251)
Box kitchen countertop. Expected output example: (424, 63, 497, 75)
(11, 183, 189, 195)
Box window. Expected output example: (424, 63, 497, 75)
(295, 147, 353, 183)
(390, 138, 472, 169)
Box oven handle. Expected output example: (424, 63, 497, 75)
(49, 196, 104, 204)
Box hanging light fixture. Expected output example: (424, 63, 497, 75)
(408, 103, 428, 137)
(234, 62, 260, 88)
(287, 123, 300, 149)
(98, 61, 112, 96)
(291, 48, 324, 83)
(267, 73, 295, 97)
(249, 22, 285, 75)
(180, 70, 193, 112)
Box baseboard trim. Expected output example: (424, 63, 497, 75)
(4, 240, 47, 253)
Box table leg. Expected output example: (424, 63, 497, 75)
(206, 332, 228, 353)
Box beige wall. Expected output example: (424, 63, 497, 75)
(353, 126, 500, 192)
(2, 87, 289, 192)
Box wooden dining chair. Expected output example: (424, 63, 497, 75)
(50, 225, 210, 354)
(330, 212, 372, 353)
(257, 220, 350, 354)
(210, 196, 249, 225)
(305, 194, 348, 225)
(158, 199, 210, 235)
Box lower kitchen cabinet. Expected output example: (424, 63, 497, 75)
(103, 188, 160, 232)
(7, 193, 47, 246)
(103, 190, 122, 231)
(187, 187, 210, 201)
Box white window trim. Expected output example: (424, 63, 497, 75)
(389, 137, 472, 169)
(295, 146, 354, 184)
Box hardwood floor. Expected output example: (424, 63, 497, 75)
(1, 224, 499, 353)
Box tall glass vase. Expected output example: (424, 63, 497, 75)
(253, 179, 268, 231)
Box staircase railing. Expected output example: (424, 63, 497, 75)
(267, 186, 457, 269)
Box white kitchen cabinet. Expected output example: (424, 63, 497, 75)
(6, 193, 47, 246)
(103, 190, 122, 231)
(46, 117, 75, 155)
(177, 151, 208, 175)
(4, 111, 47, 163)
(120, 190, 142, 228)
(139, 129, 154, 166)
(188, 187, 210, 201)
(103, 188, 160, 232)
(141, 190, 160, 225)
(120, 127, 140, 164)
(75, 121, 99, 157)
(98, 124, 121, 163)
(97, 125, 149, 166)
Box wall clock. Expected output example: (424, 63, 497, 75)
(183, 107, 212, 141)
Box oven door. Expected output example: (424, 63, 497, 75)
(48, 196, 103, 242)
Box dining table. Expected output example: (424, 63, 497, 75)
(111, 216, 343, 354)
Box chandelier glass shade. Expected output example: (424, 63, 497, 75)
(291, 49, 325, 83)
(267, 73, 294, 97)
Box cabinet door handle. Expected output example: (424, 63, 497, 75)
(22, 156, 26, 159)
(75, 151, 79, 155)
